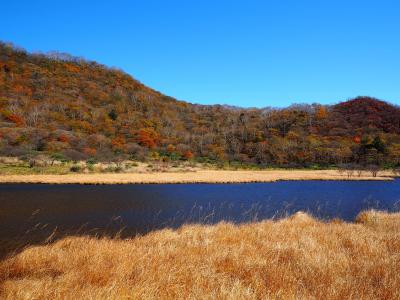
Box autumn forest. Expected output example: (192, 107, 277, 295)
(1, 42, 400, 168)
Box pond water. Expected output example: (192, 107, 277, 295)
(1, 180, 400, 256)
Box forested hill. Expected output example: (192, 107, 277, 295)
(1, 42, 399, 167)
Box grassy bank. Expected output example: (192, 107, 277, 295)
(0, 157, 201, 175)
(0, 210, 399, 299)
(0, 169, 393, 184)
(0, 156, 396, 184)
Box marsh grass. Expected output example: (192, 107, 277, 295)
(1, 210, 400, 299)
(0, 169, 393, 184)
(0, 162, 71, 175)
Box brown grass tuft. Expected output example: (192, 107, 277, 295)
(1, 211, 400, 299)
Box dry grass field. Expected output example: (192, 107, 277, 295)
(1, 210, 399, 299)
(0, 169, 393, 184)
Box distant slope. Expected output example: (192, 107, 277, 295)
(0, 41, 399, 167)
(332, 97, 400, 134)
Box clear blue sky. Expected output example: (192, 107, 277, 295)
(1, 0, 399, 107)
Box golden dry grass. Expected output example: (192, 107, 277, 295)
(1, 210, 400, 299)
(0, 169, 393, 184)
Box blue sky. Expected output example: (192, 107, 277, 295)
(1, 0, 399, 107)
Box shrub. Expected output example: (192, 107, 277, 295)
(86, 157, 97, 165)
(87, 164, 95, 172)
(108, 109, 118, 120)
(63, 149, 87, 162)
(51, 152, 68, 163)
(70, 165, 81, 172)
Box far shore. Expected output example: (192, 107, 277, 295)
(0, 169, 394, 184)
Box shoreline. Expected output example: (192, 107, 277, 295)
(0, 169, 393, 184)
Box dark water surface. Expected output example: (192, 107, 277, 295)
(1, 180, 400, 256)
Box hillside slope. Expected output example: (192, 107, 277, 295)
(1, 42, 399, 167)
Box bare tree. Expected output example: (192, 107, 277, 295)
(367, 165, 380, 177)
(27, 107, 41, 126)
(337, 165, 345, 175)
(346, 168, 355, 178)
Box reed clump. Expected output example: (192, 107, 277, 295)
(1, 210, 400, 299)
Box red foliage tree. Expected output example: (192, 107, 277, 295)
(184, 150, 194, 160)
(6, 114, 24, 127)
(58, 134, 69, 143)
(83, 147, 97, 157)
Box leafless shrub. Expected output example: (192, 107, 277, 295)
(339, 164, 356, 178)
(392, 168, 400, 177)
(337, 167, 345, 175)
(29, 159, 36, 168)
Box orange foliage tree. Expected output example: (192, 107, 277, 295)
(138, 128, 159, 149)
(111, 136, 126, 152)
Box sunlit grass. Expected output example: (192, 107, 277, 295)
(0, 162, 71, 175)
(0, 169, 393, 184)
(1, 210, 399, 299)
